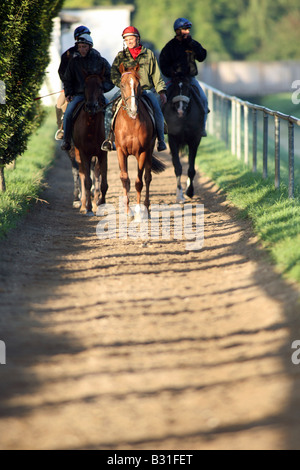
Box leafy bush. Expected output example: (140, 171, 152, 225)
(0, 0, 64, 190)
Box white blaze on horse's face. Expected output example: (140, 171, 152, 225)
(172, 81, 190, 119)
(129, 76, 138, 119)
(177, 82, 184, 118)
(177, 100, 184, 118)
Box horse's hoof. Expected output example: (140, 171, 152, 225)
(85, 210, 95, 217)
(134, 204, 149, 222)
(176, 187, 185, 204)
(185, 178, 194, 199)
(73, 200, 81, 209)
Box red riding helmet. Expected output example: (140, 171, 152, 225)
(122, 26, 140, 38)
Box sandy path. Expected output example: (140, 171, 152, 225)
(0, 144, 299, 450)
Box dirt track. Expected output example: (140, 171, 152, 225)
(0, 144, 300, 450)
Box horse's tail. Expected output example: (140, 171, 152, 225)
(151, 155, 166, 174)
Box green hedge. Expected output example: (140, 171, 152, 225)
(0, 0, 64, 189)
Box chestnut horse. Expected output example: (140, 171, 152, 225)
(72, 72, 108, 215)
(114, 63, 165, 217)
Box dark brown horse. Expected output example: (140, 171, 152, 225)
(163, 76, 205, 202)
(73, 72, 108, 215)
(114, 63, 165, 218)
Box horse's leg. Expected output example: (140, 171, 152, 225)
(117, 148, 131, 214)
(168, 135, 185, 203)
(68, 146, 81, 208)
(71, 165, 81, 208)
(186, 138, 201, 199)
(92, 158, 101, 214)
(83, 156, 93, 214)
(168, 135, 182, 178)
(90, 157, 96, 197)
(135, 152, 146, 206)
(76, 148, 92, 214)
(75, 147, 87, 213)
(99, 152, 108, 205)
(143, 157, 152, 212)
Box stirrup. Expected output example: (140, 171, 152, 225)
(55, 128, 64, 140)
(101, 140, 113, 151)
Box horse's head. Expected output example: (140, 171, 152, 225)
(119, 63, 141, 119)
(169, 77, 191, 118)
(83, 71, 105, 115)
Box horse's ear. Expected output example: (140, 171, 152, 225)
(134, 64, 140, 73)
(82, 69, 88, 78)
(119, 63, 126, 75)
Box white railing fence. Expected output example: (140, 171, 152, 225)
(200, 81, 300, 198)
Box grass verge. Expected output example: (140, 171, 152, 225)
(0, 107, 57, 239)
(197, 136, 300, 284)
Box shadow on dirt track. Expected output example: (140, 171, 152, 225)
(0, 144, 299, 450)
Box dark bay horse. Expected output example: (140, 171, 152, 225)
(114, 63, 165, 219)
(72, 72, 108, 215)
(163, 77, 204, 202)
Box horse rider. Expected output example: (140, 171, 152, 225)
(101, 26, 167, 152)
(55, 25, 91, 140)
(61, 33, 114, 152)
(159, 18, 208, 136)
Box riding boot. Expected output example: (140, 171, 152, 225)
(102, 97, 120, 151)
(55, 106, 64, 140)
(56, 105, 63, 128)
(156, 117, 167, 151)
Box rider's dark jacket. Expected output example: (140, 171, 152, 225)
(63, 48, 114, 97)
(159, 36, 206, 79)
(58, 45, 78, 82)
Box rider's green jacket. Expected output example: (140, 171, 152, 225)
(111, 46, 166, 94)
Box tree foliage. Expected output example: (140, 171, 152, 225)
(63, 0, 300, 61)
(0, 0, 64, 188)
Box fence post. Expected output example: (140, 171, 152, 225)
(207, 88, 213, 135)
(236, 100, 241, 160)
(274, 115, 280, 189)
(225, 99, 229, 148)
(263, 111, 268, 179)
(244, 105, 249, 165)
(288, 121, 295, 199)
(252, 108, 257, 172)
(231, 99, 236, 156)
